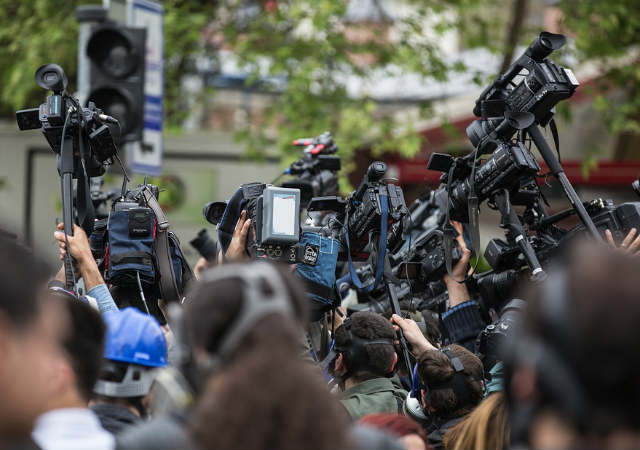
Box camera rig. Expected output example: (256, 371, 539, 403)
(16, 63, 119, 290)
(280, 131, 341, 207)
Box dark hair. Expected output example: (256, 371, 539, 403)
(184, 262, 309, 360)
(334, 311, 396, 380)
(421, 309, 442, 347)
(0, 236, 50, 327)
(58, 298, 106, 401)
(417, 344, 483, 420)
(189, 346, 352, 450)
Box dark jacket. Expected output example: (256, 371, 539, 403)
(91, 403, 140, 435)
(427, 416, 465, 450)
(441, 300, 486, 352)
(340, 377, 408, 420)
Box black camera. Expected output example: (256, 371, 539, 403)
(240, 183, 303, 263)
(190, 229, 219, 263)
(475, 298, 525, 374)
(428, 141, 540, 223)
(391, 229, 462, 282)
(281, 132, 341, 206)
(16, 64, 118, 173)
(471, 32, 578, 144)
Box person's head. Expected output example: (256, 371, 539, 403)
(505, 241, 640, 449)
(417, 344, 484, 421)
(44, 294, 106, 409)
(0, 237, 65, 440)
(331, 311, 397, 386)
(93, 308, 167, 417)
(189, 349, 352, 450)
(421, 309, 442, 347)
(443, 392, 509, 450)
(359, 413, 430, 450)
(183, 261, 309, 389)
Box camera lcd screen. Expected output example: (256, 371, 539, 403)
(272, 192, 297, 236)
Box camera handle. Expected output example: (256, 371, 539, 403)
(60, 132, 76, 291)
(386, 278, 413, 377)
(527, 124, 601, 241)
(493, 189, 546, 281)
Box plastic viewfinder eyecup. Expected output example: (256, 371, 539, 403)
(35, 64, 68, 93)
(203, 201, 228, 225)
(525, 32, 566, 62)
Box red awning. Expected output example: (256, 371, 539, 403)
(387, 158, 640, 186)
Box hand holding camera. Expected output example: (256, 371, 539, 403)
(54, 222, 105, 291)
(225, 210, 252, 262)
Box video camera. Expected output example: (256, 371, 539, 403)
(16, 63, 120, 290)
(281, 132, 341, 205)
(240, 183, 304, 263)
(310, 161, 408, 259)
(16, 64, 119, 172)
(469, 32, 578, 147)
(428, 138, 540, 223)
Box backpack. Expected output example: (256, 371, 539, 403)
(104, 184, 193, 303)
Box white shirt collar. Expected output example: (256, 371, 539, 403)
(32, 408, 115, 450)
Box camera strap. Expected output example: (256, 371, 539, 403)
(339, 193, 388, 292)
(141, 186, 181, 304)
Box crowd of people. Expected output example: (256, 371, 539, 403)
(2, 212, 640, 450)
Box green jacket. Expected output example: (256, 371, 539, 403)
(340, 377, 408, 420)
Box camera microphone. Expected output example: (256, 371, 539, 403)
(98, 113, 119, 124)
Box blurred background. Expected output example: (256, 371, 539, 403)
(1, 0, 639, 267)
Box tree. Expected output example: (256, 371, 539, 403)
(0, 0, 503, 185)
(559, 1, 640, 151)
(0, 0, 217, 125)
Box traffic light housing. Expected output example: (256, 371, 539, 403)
(86, 23, 146, 145)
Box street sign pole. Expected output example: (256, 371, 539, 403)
(126, 0, 164, 176)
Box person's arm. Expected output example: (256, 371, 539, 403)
(440, 221, 486, 351)
(443, 221, 472, 307)
(54, 223, 118, 313)
(390, 314, 436, 357)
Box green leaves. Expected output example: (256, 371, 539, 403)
(560, 0, 640, 135)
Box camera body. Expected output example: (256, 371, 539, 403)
(308, 161, 408, 260)
(429, 141, 540, 223)
(345, 162, 408, 256)
(17, 65, 117, 178)
(241, 183, 303, 263)
(392, 229, 462, 282)
(281, 132, 341, 206)
(567, 199, 640, 243)
(475, 298, 525, 374)
(470, 32, 578, 148)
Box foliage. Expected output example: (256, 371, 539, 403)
(560, 0, 640, 134)
(212, 0, 488, 188)
(0, 0, 216, 125)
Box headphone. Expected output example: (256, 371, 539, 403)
(403, 346, 482, 423)
(324, 316, 395, 382)
(185, 262, 297, 384)
(403, 363, 428, 423)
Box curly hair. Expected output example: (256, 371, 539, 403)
(333, 311, 396, 380)
(417, 344, 483, 420)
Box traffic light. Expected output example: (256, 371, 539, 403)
(86, 23, 146, 145)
